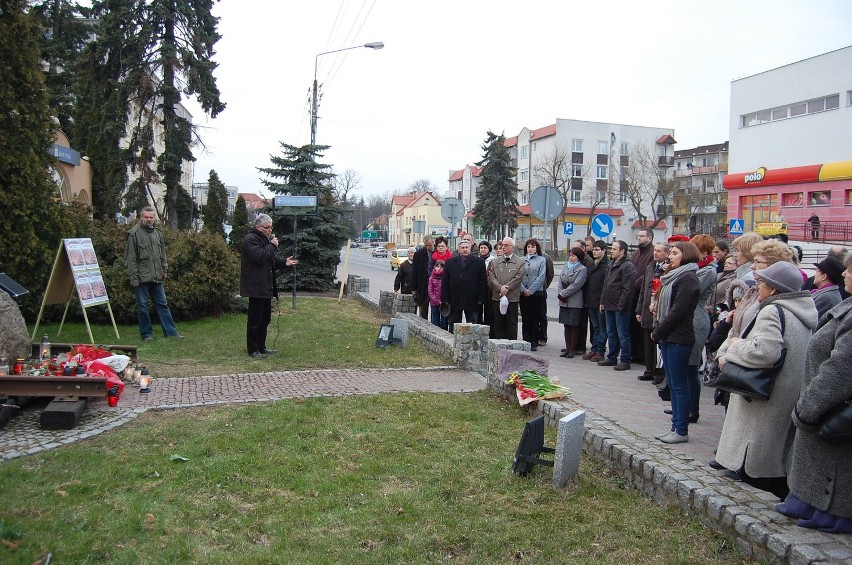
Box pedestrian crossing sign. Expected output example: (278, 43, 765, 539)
(729, 219, 744, 235)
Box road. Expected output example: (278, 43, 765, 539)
(337, 246, 563, 321)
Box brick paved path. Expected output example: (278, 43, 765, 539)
(0, 367, 485, 460)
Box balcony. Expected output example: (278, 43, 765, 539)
(656, 205, 673, 217)
(658, 156, 674, 167)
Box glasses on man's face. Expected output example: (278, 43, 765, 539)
(592, 248, 603, 253)
(260, 225, 272, 230)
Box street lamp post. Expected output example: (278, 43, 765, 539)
(311, 41, 384, 146)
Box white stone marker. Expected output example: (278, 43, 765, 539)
(389, 317, 409, 347)
(552, 409, 586, 489)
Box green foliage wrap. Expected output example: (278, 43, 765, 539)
(202, 169, 228, 238)
(228, 195, 252, 255)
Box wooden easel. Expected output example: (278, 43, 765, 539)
(31, 239, 120, 344)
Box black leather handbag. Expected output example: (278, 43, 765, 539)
(817, 400, 852, 444)
(712, 304, 786, 401)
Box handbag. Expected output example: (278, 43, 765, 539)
(712, 304, 786, 401)
(817, 400, 852, 444)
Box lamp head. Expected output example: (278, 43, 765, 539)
(364, 41, 384, 50)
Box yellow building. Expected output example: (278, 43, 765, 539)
(50, 129, 93, 206)
(391, 192, 450, 247)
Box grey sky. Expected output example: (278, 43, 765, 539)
(186, 0, 852, 198)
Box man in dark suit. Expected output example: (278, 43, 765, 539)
(442, 240, 487, 333)
(410, 235, 435, 319)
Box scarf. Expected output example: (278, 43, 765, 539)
(565, 260, 579, 271)
(697, 255, 714, 269)
(432, 249, 452, 263)
(656, 263, 698, 323)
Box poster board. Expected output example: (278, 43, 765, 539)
(31, 238, 119, 344)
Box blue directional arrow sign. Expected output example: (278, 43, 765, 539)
(563, 221, 574, 235)
(591, 213, 614, 238)
(729, 219, 744, 235)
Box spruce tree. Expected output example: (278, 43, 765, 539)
(80, 0, 225, 226)
(0, 0, 64, 317)
(31, 0, 92, 133)
(202, 169, 228, 238)
(257, 144, 347, 292)
(473, 131, 518, 240)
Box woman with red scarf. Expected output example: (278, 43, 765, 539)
(427, 236, 453, 273)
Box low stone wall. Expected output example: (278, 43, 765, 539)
(351, 287, 851, 564)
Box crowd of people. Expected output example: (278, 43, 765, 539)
(394, 229, 851, 532)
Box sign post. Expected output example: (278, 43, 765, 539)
(440, 197, 465, 249)
(273, 194, 319, 310)
(530, 185, 565, 253)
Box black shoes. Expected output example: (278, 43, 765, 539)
(559, 351, 574, 358)
(613, 363, 631, 371)
(249, 351, 266, 359)
(662, 408, 699, 423)
(261, 348, 277, 355)
(708, 459, 725, 470)
(637, 374, 654, 381)
(598, 360, 616, 366)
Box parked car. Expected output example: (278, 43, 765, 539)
(390, 248, 409, 270)
(371, 247, 388, 258)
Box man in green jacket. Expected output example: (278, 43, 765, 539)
(125, 206, 182, 340)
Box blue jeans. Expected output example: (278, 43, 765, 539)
(661, 341, 692, 436)
(604, 309, 631, 363)
(587, 307, 607, 355)
(133, 282, 179, 338)
(430, 305, 448, 331)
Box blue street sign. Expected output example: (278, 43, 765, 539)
(563, 221, 574, 235)
(729, 219, 744, 235)
(591, 214, 614, 238)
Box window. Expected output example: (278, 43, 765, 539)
(741, 93, 839, 127)
(620, 142, 629, 156)
(595, 191, 606, 203)
(570, 190, 582, 203)
(619, 193, 628, 204)
(520, 146, 528, 160)
(572, 164, 583, 177)
(597, 140, 608, 155)
(596, 165, 607, 179)
(572, 139, 583, 152)
(520, 169, 528, 182)
(620, 166, 628, 181)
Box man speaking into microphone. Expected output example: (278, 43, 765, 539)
(240, 214, 298, 358)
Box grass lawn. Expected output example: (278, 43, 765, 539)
(29, 297, 446, 377)
(0, 391, 756, 565)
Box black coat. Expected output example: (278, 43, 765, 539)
(240, 228, 285, 299)
(583, 255, 609, 308)
(441, 255, 487, 310)
(601, 257, 637, 312)
(410, 246, 431, 299)
(394, 260, 413, 294)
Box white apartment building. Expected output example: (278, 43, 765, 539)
(451, 119, 676, 246)
(672, 142, 729, 236)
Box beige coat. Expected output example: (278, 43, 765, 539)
(488, 255, 524, 302)
(715, 292, 818, 477)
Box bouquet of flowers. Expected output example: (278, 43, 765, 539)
(506, 370, 571, 405)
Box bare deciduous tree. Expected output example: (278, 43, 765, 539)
(622, 141, 678, 231)
(332, 168, 361, 204)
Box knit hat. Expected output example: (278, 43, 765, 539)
(753, 261, 803, 293)
(667, 234, 690, 243)
(814, 256, 845, 285)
